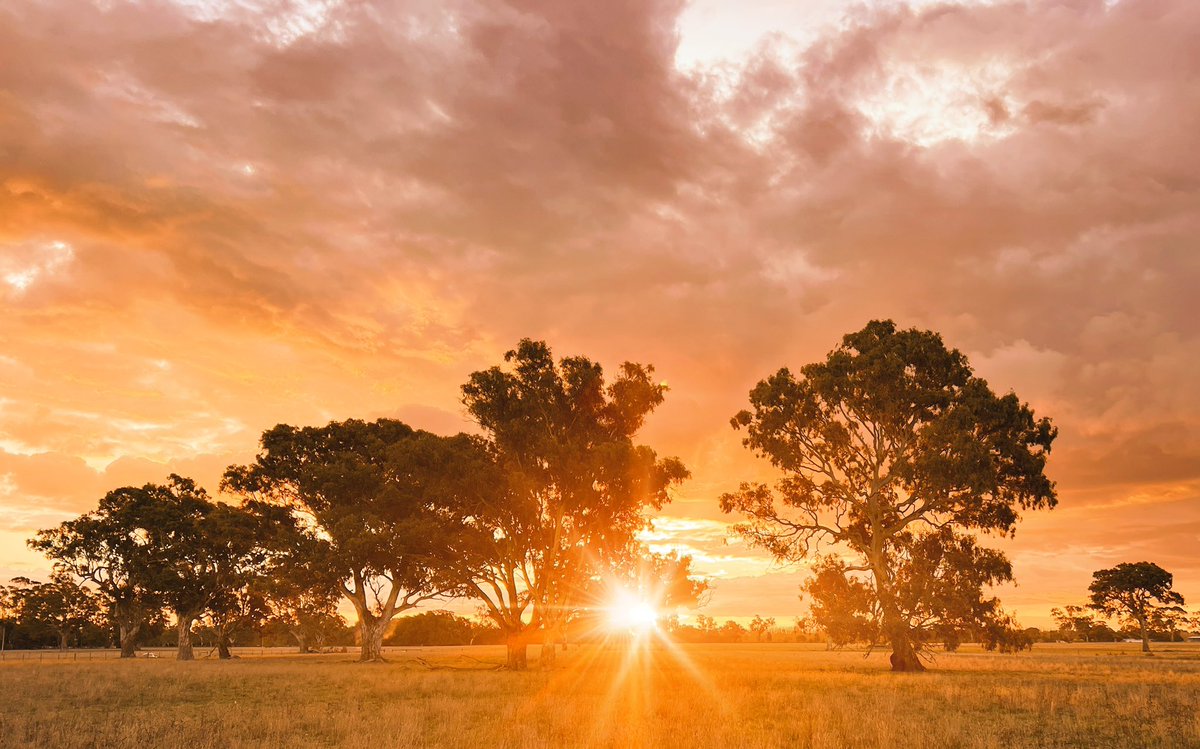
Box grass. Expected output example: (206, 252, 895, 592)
(1, 642, 1198, 748)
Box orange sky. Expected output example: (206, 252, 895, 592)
(2, 0, 1198, 628)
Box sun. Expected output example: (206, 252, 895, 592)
(607, 590, 659, 634)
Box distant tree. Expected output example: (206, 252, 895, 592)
(458, 339, 688, 669)
(222, 420, 476, 662)
(0, 585, 12, 652)
(718, 619, 747, 643)
(749, 615, 776, 642)
(385, 610, 478, 646)
(979, 611, 1034, 653)
(5, 572, 105, 650)
(721, 321, 1057, 671)
(30, 484, 173, 657)
(1050, 604, 1101, 642)
(1089, 562, 1186, 654)
(695, 614, 718, 636)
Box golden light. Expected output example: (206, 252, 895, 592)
(606, 589, 659, 634)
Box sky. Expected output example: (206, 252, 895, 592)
(1, 0, 1198, 628)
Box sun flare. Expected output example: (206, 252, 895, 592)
(607, 590, 660, 633)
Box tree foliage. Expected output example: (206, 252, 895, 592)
(1089, 561, 1185, 654)
(457, 339, 688, 669)
(721, 320, 1057, 670)
(4, 572, 105, 650)
(222, 419, 482, 662)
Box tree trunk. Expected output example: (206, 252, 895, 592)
(540, 620, 566, 668)
(359, 617, 389, 662)
(176, 617, 195, 661)
(1139, 614, 1151, 654)
(291, 629, 310, 654)
(58, 629, 68, 651)
(217, 631, 233, 659)
(888, 629, 925, 672)
(540, 638, 557, 668)
(869, 544, 925, 673)
(118, 620, 141, 659)
(506, 632, 528, 671)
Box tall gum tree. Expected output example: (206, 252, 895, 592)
(459, 339, 689, 669)
(222, 419, 474, 662)
(30, 485, 170, 657)
(1089, 561, 1186, 654)
(720, 320, 1057, 671)
(131, 476, 262, 661)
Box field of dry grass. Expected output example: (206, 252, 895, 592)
(2, 641, 1198, 749)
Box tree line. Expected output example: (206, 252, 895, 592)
(10, 339, 703, 669)
(7, 322, 1194, 670)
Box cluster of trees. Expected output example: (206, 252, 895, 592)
(1, 573, 109, 650)
(666, 614, 779, 644)
(15, 322, 1194, 672)
(1050, 562, 1195, 651)
(21, 340, 703, 669)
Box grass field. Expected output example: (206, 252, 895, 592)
(2, 642, 1198, 748)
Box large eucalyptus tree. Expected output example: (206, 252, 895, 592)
(721, 320, 1057, 671)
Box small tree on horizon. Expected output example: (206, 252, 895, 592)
(749, 615, 776, 642)
(1089, 561, 1185, 654)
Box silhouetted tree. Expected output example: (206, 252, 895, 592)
(1089, 561, 1185, 654)
(385, 610, 482, 646)
(459, 340, 688, 669)
(122, 476, 263, 661)
(5, 572, 104, 650)
(721, 321, 1057, 671)
(718, 619, 747, 643)
(750, 615, 776, 642)
(1051, 604, 1101, 642)
(222, 420, 476, 662)
(30, 484, 172, 657)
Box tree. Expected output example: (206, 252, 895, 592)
(1050, 604, 1100, 642)
(222, 420, 477, 662)
(30, 484, 173, 657)
(749, 615, 776, 642)
(126, 476, 263, 661)
(5, 572, 105, 650)
(802, 559, 877, 648)
(1089, 562, 1185, 654)
(458, 339, 688, 669)
(385, 611, 479, 646)
(720, 320, 1057, 671)
(718, 619, 747, 643)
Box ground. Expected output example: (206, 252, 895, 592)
(1, 642, 1198, 748)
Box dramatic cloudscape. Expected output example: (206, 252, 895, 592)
(2, 0, 1198, 626)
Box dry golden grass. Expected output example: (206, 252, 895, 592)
(2, 642, 1198, 748)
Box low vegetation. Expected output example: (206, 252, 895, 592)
(1, 642, 1197, 749)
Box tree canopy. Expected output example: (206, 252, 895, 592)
(458, 339, 689, 668)
(222, 419, 484, 662)
(1089, 561, 1185, 654)
(721, 320, 1057, 670)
